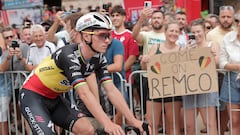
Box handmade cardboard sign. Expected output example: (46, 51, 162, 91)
(147, 47, 218, 99)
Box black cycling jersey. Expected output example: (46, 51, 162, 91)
(20, 44, 112, 134)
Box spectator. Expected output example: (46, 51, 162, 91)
(164, 12, 175, 25)
(51, 6, 58, 21)
(25, 24, 56, 71)
(0, 22, 5, 51)
(205, 14, 220, 28)
(103, 38, 125, 116)
(19, 26, 32, 45)
(47, 11, 83, 48)
(132, 8, 165, 135)
(43, 4, 52, 22)
(110, 5, 139, 125)
(87, 5, 92, 12)
(41, 20, 53, 33)
(61, 5, 67, 12)
(77, 7, 82, 13)
(219, 12, 240, 135)
(19, 12, 146, 135)
(69, 5, 74, 12)
(206, 5, 235, 135)
(204, 20, 213, 33)
(110, 5, 139, 87)
(22, 18, 33, 28)
(141, 20, 182, 135)
(0, 26, 29, 135)
(0, 26, 28, 71)
(175, 11, 189, 48)
(183, 18, 219, 135)
(0, 49, 12, 135)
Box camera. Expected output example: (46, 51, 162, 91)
(103, 4, 109, 12)
(11, 40, 19, 49)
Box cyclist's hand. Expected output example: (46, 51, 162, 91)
(104, 123, 125, 135)
(131, 120, 152, 135)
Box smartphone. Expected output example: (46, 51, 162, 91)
(0, 47, 2, 56)
(144, 1, 152, 8)
(60, 12, 72, 19)
(188, 34, 196, 45)
(11, 40, 19, 49)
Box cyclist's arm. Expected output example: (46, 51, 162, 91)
(85, 73, 100, 103)
(103, 82, 143, 130)
(75, 82, 124, 134)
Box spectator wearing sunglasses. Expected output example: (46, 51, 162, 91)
(205, 14, 220, 28)
(1, 26, 29, 70)
(219, 13, 240, 135)
(204, 20, 213, 33)
(206, 5, 235, 135)
(0, 26, 29, 135)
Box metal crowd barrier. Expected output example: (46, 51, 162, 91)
(3, 69, 238, 135)
(127, 69, 231, 135)
(0, 71, 29, 135)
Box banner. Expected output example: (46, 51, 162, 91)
(147, 47, 218, 99)
(2, 0, 43, 10)
(7, 8, 42, 26)
(0, 10, 9, 25)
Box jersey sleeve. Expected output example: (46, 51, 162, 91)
(95, 54, 112, 86)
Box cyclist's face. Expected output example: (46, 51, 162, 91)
(92, 29, 112, 53)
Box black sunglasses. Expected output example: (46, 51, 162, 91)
(4, 35, 14, 39)
(235, 19, 240, 24)
(219, 5, 234, 11)
(205, 26, 212, 30)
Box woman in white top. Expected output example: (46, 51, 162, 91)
(183, 19, 219, 135)
(219, 14, 240, 135)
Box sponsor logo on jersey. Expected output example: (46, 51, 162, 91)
(72, 72, 82, 77)
(25, 107, 44, 134)
(69, 65, 81, 70)
(60, 79, 70, 86)
(39, 66, 54, 72)
(47, 120, 55, 133)
(68, 54, 80, 65)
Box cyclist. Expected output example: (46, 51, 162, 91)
(20, 12, 146, 135)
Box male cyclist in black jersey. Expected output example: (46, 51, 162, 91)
(20, 12, 147, 135)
